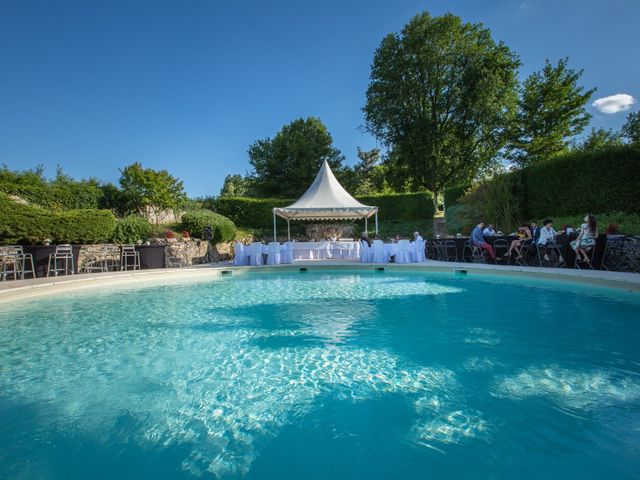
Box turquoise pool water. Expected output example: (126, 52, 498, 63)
(0, 270, 639, 479)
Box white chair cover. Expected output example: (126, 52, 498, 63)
(248, 242, 264, 266)
(372, 240, 388, 263)
(413, 239, 426, 263)
(233, 242, 249, 266)
(266, 241, 281, 265)
(395, 239, 412, 264)
(281, 242, 294, 264)
(359, 240, 371, 263)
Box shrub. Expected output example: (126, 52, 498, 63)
(181, 209, 237, 243)
(356, 192, 435, 222)
(445, 205, 475, 235)
(0, 181, 106, 211)
(214, 197, 292, 229)
(112, 216, 153, 244)
(522, 145, 640, 217)
(52, 209, 116, 243)
(0, 193, 116, 244)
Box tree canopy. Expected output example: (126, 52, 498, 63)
(119, 162, 187, 222)
(622, 111, 640, 146)
(363, 12, 520, 204)
(248, 117, 346, 198)
(508, 58, 595, 166)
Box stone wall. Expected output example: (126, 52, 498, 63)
(77, 239, 233, 271)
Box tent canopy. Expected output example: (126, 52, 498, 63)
(273, 160, 378, 221)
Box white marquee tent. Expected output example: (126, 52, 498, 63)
(272, 160, 378, 241)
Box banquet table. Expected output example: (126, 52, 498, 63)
(289, 241, 360, 260)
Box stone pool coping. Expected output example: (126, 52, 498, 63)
(1, 260, 639, 303)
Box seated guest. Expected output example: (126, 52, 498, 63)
(571, 214, 597, 263)
(360, 232, 371, 247)
(392, 233, 401, 243)
(505, 224, 532, 259)
(413, 231, 423, 242)
(530, 222, 540, 242)
(482, 224, 497, 236)
(471, 222, 495, 260)
(537, 218, 565, 262)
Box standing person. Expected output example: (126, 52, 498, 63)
(413, 231, 423, 242)
(360, 231, 371, 247)
(471, 222, 495, 260)
(571, 214, 597, 263)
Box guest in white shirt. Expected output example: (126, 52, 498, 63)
(413, 231, 423, 242)
(482, 224, 496, 236)
(537, 219, 564, 245)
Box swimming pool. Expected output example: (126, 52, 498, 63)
(0, 269, 639, 479)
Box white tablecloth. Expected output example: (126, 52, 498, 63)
(290, 241, 360, 260)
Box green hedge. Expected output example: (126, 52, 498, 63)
(214, 192, 435, 228)
(112, 215, 153, 244)
(0, 182, 105, 211)
(444, 184, 471, 209)
(523, 145, 640, 217)
(0, 193, 116, 244)
(535, 211, 640, 236)
(181, 209, 237, 243)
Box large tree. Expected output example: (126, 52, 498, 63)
(621, 111, 640, 146)
(363, 12, 520, 207)
(119, 162, 186, 222)
(508, 58, 595, 166)
(248, 117, 346, 198)
(219, 174, 254, 197)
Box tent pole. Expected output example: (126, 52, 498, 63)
(287, 219, 291, 241)
(375, 212, 378, 235)
(365, 216, 368, 235)
(273, 211, 277, 242)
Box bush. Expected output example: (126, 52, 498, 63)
(214, 192, 435, 229)
(445, 205, 475, 235)
(0, 182, 106, 211)
(523, 145, 640, 217)
(181, 209, 237, 243)
(444, 184, 471, 209)
(112, 215, 153, 244)
(0, 193, 116, 244)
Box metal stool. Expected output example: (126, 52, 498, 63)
(1, 246, 35, 280)
(121, 244, 141, 271)
(47, 244, 75, 277)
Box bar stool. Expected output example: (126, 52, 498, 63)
(2, 246, 36, 280)
(82, 245, 110, 273)
(47, 244, 75, 277)
(121, 244, 141, 271)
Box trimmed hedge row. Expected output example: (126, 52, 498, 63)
(214, 192, 435, 228)
(181, 209, 237, 243)
(0, 193, 116, 244)
(0, 182, 105, 211)
(444, 184, 471, 209)
(523, 146, 640, 217)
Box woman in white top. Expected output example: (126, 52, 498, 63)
(571, 214, 597, 263)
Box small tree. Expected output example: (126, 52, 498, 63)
(508, 58, 595, 166)
(118, 162, 187, 223)
(576, 127, 623, 151)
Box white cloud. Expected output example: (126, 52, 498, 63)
(592, 93, 636, 114)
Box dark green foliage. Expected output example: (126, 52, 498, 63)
(214, 192, 435, 228)
(445, 205, 475, 235)
(536, 212, 640, 236)
(112, 216, 153, 244)
(508, 58, 595, 166)
(444, 184, 471, 209)
(214, 197, 293, 229)
(522, 145, 640, 217)
(248, 117, 347, 198)
(622, 112, 640, 145)
(0, 193, 116, 244)
(364, 12, 520, 203)
(576, 127, 623, 152)
(181, 210, 237, 243)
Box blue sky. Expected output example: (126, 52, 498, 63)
(1, 0, 638, 197)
